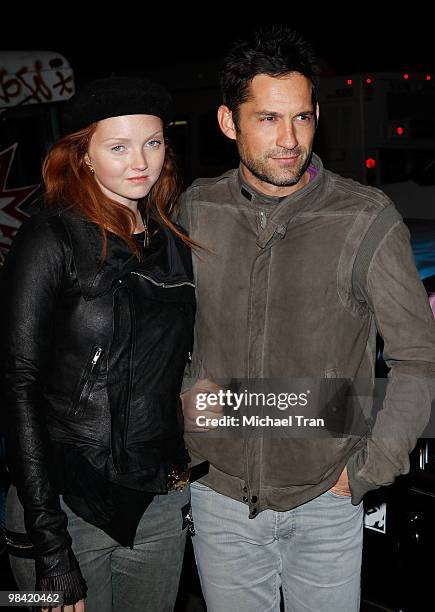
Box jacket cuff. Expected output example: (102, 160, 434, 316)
(35, 547, 87, 605)
(347, 446, 380, 505)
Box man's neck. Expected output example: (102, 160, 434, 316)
(240, 165, 310, 198)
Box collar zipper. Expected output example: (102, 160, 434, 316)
(259, 211, 267, 230)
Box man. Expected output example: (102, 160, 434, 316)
(179, 26, 435, 611)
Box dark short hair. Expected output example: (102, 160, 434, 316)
(220, 26, 319, 127)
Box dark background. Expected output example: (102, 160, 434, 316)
(2, 13, 433, 80)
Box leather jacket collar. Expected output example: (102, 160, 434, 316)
(59, 211, 194, 301)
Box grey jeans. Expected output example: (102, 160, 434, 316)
(6, 484, 190, 612)
(190, 481, 363, 612)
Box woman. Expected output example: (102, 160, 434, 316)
(0, 76, 197, 611)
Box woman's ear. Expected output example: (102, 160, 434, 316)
(217, 105, 237, 141)
(84, 153, 95, 174)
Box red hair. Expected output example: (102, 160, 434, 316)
(42, 124, 195, 259)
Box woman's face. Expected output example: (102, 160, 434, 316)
(85, 114, 165, 207)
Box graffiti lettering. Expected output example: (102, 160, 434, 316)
(0, 57, 74, 106)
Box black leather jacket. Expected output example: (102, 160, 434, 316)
(0, 208, 195, 603)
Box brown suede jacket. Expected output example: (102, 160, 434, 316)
(179, 153, 435, 517)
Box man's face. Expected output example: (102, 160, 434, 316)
(224, 73, 318, 196)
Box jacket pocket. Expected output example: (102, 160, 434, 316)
(70, 346, 104, 417)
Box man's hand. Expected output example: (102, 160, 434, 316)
(181, 378, 224, 432)
(330, 466, 351, 497)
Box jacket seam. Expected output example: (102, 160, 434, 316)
(365, 220, 403, 294)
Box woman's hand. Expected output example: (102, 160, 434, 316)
(41, 599, 85, 612)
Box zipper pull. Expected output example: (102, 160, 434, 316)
(90, 347, 103, 369)
(259, 211, 267, 230)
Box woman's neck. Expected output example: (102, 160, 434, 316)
(118, 200, 144, 234)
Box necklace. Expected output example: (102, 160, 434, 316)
(136, 210, 150, 248)
(143, 218, 150, 248)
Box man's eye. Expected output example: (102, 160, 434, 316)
(260, 116, 276, 122)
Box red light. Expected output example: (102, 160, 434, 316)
(396, 126, 405, 136)
(346, 79, 353, 85)
(365, 77, 372, 84)
(403, 73, 409, 80)
(427, 75, 432, 81)
(366, 158, 376, 170)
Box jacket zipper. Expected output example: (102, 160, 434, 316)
(130, 272, 195, 288)
(90, 347, 103, 369)
(259, 211, 267, 230)
(72, 347, 103, 416)
(4, 536, 33, 549)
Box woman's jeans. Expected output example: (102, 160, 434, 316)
(6, 484, 190, 612)
(190, 481, 363, 612)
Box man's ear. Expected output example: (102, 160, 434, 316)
(217, 105, 237, 141)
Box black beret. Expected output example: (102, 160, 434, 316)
(62, 76, 173, 133)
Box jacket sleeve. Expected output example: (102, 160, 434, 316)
(0, 214, 87, 604)
(347, 219, 435, 504)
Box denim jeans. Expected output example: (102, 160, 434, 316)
(6, 484, 190, 612)
(190, 481, 363, 612)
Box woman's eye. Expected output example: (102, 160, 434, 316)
(148, 139, 162, 148)
(111, 144, 126, 152)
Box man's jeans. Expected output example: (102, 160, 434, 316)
(6, 484, 190, 612)
(190, 481, 363, 612)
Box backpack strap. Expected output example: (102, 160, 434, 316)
(352, 204, 403, 304)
